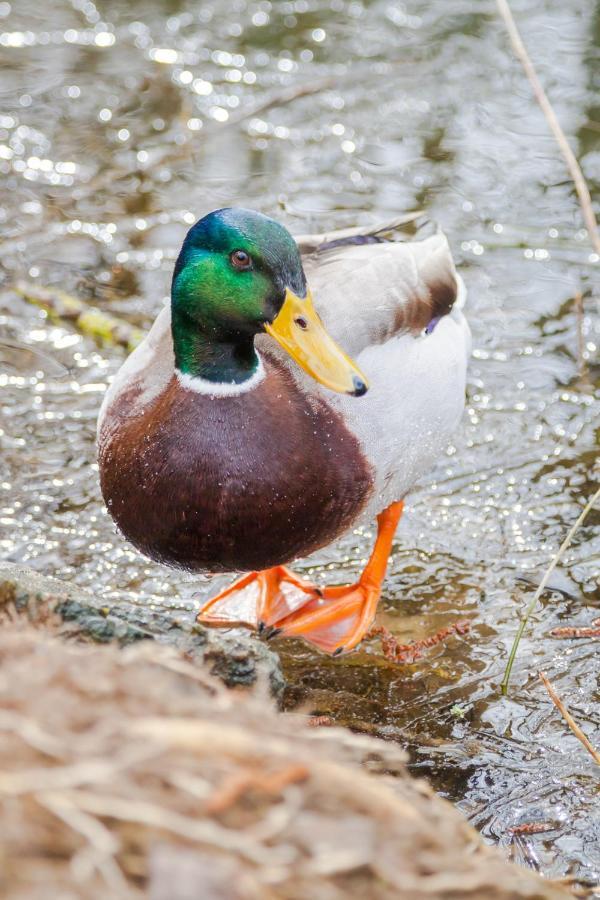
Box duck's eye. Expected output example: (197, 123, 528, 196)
(230, 249, 252, 270)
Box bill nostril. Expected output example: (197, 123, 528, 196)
(351, 376, 368, 397)
(295, 316, 308, 330)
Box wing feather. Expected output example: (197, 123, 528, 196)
(304, 232, 460, 357)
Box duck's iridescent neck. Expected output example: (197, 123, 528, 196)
(171, 308, 261, 387)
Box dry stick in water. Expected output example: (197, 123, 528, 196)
(574, 292, 588, 383)
(496, 0, 600, 255)
(501, 484, 600, 695)
(14, 281, 144, 353)
(538, 672, 600, 766)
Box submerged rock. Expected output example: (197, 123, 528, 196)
(0, 561, 284, 696)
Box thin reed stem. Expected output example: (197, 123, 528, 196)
(501, 485, 600, 695)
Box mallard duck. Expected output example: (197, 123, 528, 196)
(98, 208, 469, 655)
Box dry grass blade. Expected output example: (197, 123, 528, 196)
(496, 0, 600, 255)
(0, 710, 66, 759)
(53, 789, 294, 866)
(0, 744, 158, 795)
(38, 791, 128, 893)
(538, 672, 600, 766)
(501, 484, 600, 695)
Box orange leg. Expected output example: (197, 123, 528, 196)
(197, 565, 321, 633)
(275, 501, 404, 655)
(197, 501, 403, 656)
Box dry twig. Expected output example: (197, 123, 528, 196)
(539, 672, 600, 766)
(508, 822, 556, 836)
(369, 621, 470, 664)
(496, 0, 600, 255)
(549, 624, 600, 639)
(307, 716, 334, 727)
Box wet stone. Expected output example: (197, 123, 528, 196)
(0, 561, 284, 697)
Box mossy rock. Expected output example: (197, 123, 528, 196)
(0, 561, 284, 696)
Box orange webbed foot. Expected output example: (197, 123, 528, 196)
(275, 579, 381, 655)
(274, 500, 405, 656)
(198, 501, 405, 658)
(197, 566, 320, 632)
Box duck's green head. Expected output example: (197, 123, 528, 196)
(171, 207, 367, 396)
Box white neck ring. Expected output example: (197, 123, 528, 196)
(175, 352, 266, 398)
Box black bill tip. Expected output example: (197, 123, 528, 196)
(350, 376, 368, 397)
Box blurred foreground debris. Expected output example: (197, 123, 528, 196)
(0, 624, 571, 900)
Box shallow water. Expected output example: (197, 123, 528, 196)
(1, 0, 599, 886)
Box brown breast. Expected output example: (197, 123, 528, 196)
(98, 356, 373, 573)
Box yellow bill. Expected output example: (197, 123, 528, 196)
(265, 288, 368, 397)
